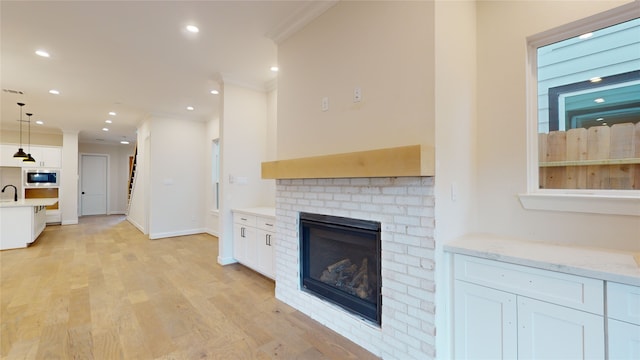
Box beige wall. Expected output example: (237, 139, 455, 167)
(79, 142, 135, 214)
(1, 130, 62, 146)
(276, 1, 435, 159)
(475, 0, 638, 251)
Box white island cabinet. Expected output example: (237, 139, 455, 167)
(232, 207, 276, 279)
(0, 198, 58, 250)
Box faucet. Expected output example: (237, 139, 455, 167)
(1, 185, 18, 202)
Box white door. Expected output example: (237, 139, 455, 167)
(518, 297, 604, 359)
(454, 280, 518, 359)
(80, 154, 107, 216)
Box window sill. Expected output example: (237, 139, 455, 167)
(518, 192, 640, 216)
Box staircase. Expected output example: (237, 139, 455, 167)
(126, 146, 137, 214)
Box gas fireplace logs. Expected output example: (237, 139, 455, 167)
(319, 258, 373, 301)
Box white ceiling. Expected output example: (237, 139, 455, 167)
(1, 1, 333, 145)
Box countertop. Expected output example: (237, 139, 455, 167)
(232, 207, 276, 218)
(445, 234, 640, 287)
(0, 198, 58, 208)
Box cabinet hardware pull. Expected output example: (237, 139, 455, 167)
(265, 223, 273, 227)
(241, 217, 247, 221)
(241, 227, 245, 237)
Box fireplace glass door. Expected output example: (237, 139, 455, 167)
(300, 212, 381, 325)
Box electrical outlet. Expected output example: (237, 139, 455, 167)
(354, 87, 362, 102)
(321, 97, 329, 112)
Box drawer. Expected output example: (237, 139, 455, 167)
(256, 216, 276, 232)
(607, 282, 640, 325)
(454, 254, 604, 314)
(233, 213, 256, 227)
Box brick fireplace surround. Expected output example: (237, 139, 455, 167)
(274, 176, 436, 359)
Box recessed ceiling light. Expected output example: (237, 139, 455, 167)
(35, 50, 50, 58)
(590, 77, 602, 83)
(596, 118, 604, 121)
(49, 89, 60, 95)
(35, 120, 44, 125)
(109, 111, 116, 116)
(594, 98, 605, 103)
(270, 66, 279, 72)
(210, 90, 219, 95)
(102, 127, 109, 131)
(186, 25, 199, 33)
(579, 33, 593, 39)
(120, 140, 130, 145)
(186, 106, 194, 111)
(105, 120, 112, 124)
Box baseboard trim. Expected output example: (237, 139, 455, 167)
(126, 217, 145, 234)
(149, 228, 206, 240)
(61, 219, 79, 225)
(217, 256, 237, 266)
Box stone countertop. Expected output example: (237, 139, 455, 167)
(232, 207, 276, 218)
(0, 198, 58, 208)
(445, 234, 640, 287)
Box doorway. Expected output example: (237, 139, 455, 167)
(80, 154, 108, 216)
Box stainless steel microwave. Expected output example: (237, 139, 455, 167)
(24, 169, 60, 187)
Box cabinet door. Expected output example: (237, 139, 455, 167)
(454, 280, 517, 359)
(256, 229, 275, 279)
(518, 297, 604, 359)
(0, 144, 25, 167)
(608, 319, 640, 360)
(233, 223, 247, 263)
(39, 147, 61, 168)
(243, 225, 257, 267)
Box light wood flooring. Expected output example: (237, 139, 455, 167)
(1, 215, 378, 359)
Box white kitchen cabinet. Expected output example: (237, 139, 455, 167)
(232, 208, 275, 280)
(256, 216, 275, 278)
(454, 280, 517, 359)
(453, 254, 605, 360)
(0, 144, 25, 167)
(23, 146, 61, 168)
(518, 297, 604, 359)
(607, 282, 640, 359)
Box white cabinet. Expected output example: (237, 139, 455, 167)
(453, 254, 605, 360)
(232, 208, 275, 279)
(255, 217, 275, 278)
(518, 297, 604, 359)
(32, 205, 46, 241)
(24, 146, 61, 168)
(454, 280, 517, 359)
(0, 144, 61, 168)
(0, 144, 25, 167)
(607, 282, 640, 359)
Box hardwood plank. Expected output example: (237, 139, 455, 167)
(0, 215, 378, 359)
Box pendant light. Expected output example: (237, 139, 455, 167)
(23, 113, 36, 164)
(13, 102, 28, 158)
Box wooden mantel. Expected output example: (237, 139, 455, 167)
(261, 145, 435, 179)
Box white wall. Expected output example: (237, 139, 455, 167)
(61, 131, 78, 225)
(475, 0, 639, 251)
(433, 1, 478, 358)
(79, 142, 135, 214)
(276, 1, 435, 159)
(148, 116, 207, 239)
(127, 120, 150, 234)
(205, 115, 220, 236)
(217, 82, 274, 265)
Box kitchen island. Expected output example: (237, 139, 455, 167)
(0, 198, 58, 250)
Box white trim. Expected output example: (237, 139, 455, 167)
(61, 219, 78, 225)
(126, 216, 145, 234)
(519, 192, 640, 216)
(217, 255, 237, 266)
(149, 228, 206, 240)
(524, 2, 640, 216)
(265, 0, 338, 44)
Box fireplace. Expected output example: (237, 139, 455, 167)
(299, 212, 382, 325)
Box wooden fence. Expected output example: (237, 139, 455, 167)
(539, 122, 640, 190)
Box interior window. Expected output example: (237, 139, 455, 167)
(535, 17, 640, 190)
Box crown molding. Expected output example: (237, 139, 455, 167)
(265, 0, 338, 44)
